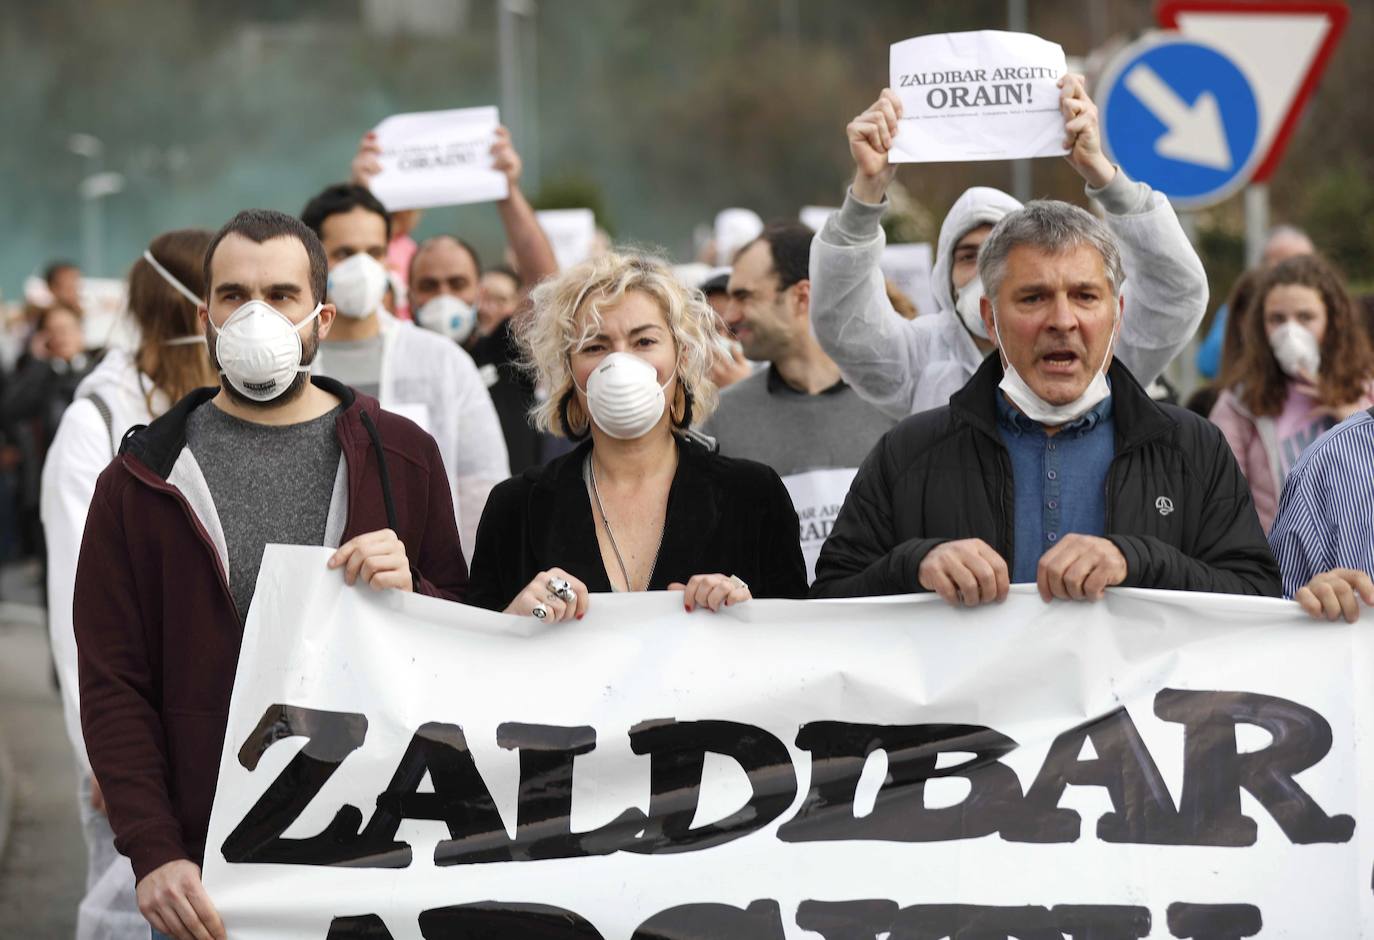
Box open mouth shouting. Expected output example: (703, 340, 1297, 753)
(1038, 348, 1083, 375)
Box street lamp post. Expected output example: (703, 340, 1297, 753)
(498, 0, 538, 192)
(68, 133, 124, 277)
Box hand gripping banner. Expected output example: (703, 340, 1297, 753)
(202, 546, 1374, 938)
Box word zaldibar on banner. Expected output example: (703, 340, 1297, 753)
(890, 30, 1069, 163)
(202, 547, 1371, 938)
(367, 105, 509, 211)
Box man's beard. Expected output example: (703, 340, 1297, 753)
(206, 318, 320, 409)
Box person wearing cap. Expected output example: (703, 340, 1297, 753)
(698, 267, 754, 391)
(810, 77, 1207, 420)
(703, 222, 894, 582)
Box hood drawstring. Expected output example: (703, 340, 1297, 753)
(359, 409, 399, 534)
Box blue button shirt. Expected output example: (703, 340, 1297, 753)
(995, 391, 1116, 583)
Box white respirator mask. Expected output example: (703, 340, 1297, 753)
(213, 300, 322, 402)
(327, 252, 389, 319)
(993, 304, 1118, 427)
(580, 351, 675, 440)
(415, 294, 477, 344)
(1268, 322, 1321, 380)
(954, 274, 990, 340)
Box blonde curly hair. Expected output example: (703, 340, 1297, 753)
(517, 250, 721, 438)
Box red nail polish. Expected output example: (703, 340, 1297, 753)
(576, 613, 584, 621)
(685, 604, 692, 613)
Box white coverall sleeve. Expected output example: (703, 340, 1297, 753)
(39, 399, 115, 772)
(447, 347, 510, 562)
(808, 190, 928, 421)
(1091, 169, 1209, 388)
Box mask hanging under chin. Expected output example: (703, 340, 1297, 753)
(992, 306, 1118, 426)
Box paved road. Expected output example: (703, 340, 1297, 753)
(0, 565, 86, 936)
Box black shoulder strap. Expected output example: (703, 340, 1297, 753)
(84, 391, 116, 457)
(1368, 405, 1374, 419)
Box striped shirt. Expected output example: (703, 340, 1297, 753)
(1268, 409, 1374, 598)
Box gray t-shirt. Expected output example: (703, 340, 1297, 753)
(186, 402, 343, 624)
(702, 365, 895, 581)
(319, 336, 383, 398)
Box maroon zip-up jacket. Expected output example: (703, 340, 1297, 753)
(73, 378, 469, 882)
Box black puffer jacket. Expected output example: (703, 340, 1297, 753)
(811, 356, 1281, 598)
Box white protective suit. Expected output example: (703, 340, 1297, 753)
(809, 170, 1209, 419)
(314, 310, 510, 559)
(41, 347, 165, 940)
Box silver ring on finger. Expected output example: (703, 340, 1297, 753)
(728, 574, 748, 592)
(547, 577, 576, 604)
(531, 603, 550, 621)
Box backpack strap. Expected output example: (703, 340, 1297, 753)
(83, 391, 116, 457)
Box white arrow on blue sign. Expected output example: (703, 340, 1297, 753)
(1098, 34, 1261, 208)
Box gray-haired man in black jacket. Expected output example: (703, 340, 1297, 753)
(812, 200, 1280, 605)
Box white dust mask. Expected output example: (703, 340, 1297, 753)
(993, 305, 1118, 426)
(415, 294, 476, 344)
(327, 253, 389, 319)
(213, 300, 322, 402)
(1268, 322, 1321, 380)
(581, 351, 674, 440)
(954, 275, 990, 340)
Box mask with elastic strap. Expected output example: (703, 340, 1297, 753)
(1268, 322, 1321, 380)
(992, 302, 1119, 426)
(576, 351, 676, 440)
(213, 300, 322, 403)
(327, 252, 389, 319)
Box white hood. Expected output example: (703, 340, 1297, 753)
(931, 186, 1023, 315)
(72, 347, 171, 430)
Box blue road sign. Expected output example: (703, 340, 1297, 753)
(1098, 36, 1260, 208)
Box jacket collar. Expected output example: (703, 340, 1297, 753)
(121, 376, 363, 480)
(950, 355, 1176, 452)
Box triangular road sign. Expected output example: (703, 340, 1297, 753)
(1158, 1, 1348, 182)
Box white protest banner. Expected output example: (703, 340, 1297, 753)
(368, 106, 509, 211)
(890, 30, 1069, 163)
(536, 208, 598, 270)
(878, 242, 937, 317)
(203, 546, 1374, 938)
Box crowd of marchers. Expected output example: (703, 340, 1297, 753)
(13, 73, 1371, 940)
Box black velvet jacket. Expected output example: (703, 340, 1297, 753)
(467, 435, 808, 609)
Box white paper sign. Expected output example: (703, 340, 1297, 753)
(368, 106, 510, 211)
(536, 208, 598, 270)
(203, 546, 1374, 938)
(79, 277, 138, 352)
(781, 467, 857, 583)
(879, 242, 936, 317)
(889, 30, 1069, 163)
